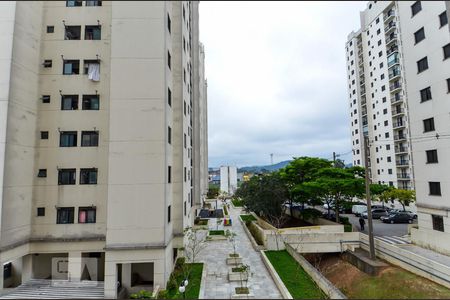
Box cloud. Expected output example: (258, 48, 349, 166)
(200, 1, 367, 167)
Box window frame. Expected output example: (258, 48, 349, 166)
(432, 215, 445, 232)
(85, 0, 102, 6)
(64, 25, 81, 40)
(439, 11, 448, 28)
(82, 94, 99, 110)
(420, 87, 432, 102)
(80, 168, 98, 185)
(423, 117, 435, 132)
(37, 207, 45, 217)
(63, 60, 80, 75)
(443, 43, 450, 60)
(78, 207, 97, 223)
(84, 25, 101, 40)
(60, 131, 78, 147)
(426, 149, 438, 164)
(414, 27, 425, 44)
(81, 131, 99, 147)
(66, 0, 82, 7)
(56, 207, 75, 224)
(411, 1, 422, 17)
(429, 181, 442, 196)
(58, 169, 76, 185)
(37, 169, 47, 178)
(61, 94, 79, 110)
(417, 56, 429, 73)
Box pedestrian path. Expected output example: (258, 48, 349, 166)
(198, 200, 281, 299)
(376, 235, 411, 245)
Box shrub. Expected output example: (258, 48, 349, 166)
(232, 198, 244, 207)
(209, 230, 225, 235)
(166, 273, 178, 291)
(339, 216, 350, 225)
(299, 208, 322, 220)
(157, 290, 168, 299)
(344, 224, 353, 232)
(223, 205, 229, 216)
(130, 290, 153, 299)
(175, 257, 185, 270)
(240, 214, 256, 222)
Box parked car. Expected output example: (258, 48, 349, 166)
(361, 208, 390, 219)
(389, 209, 417, 219)
(352, 204, 367, 216)
(381, 211, 414, 224)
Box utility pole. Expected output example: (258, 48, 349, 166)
(270, 153, 274, 165)
(333, 152, 336, 167)
(363, 135, 376, 260)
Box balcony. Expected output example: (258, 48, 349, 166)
(390, 94, 403, 104)
(361, 108, 367, 116)
(395, 146, 408, 154)
(393, 121, 405, 129)
(384, 9, 395, 23)
(392, 108, 405, 117)
(389, 81, 402, 92)
(397, 173, 411, 180)
(388, 56, 400, 68)
(396, 160, 409, 166)
(360, 87, 366, 95)
(389, 70, 401, 81)
(394, 133, 406, 141)
(386, 34, 398, 46)
(385, 22, 396, 35)
(386, 46, 399, 56)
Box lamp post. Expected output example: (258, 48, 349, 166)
(179, 279, 188, 299)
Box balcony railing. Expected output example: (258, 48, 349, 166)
(397, 173, 411, 179)
(396, 160, 409, 166)
(387, 46, 399, 56)
(390, 81, 402, 91)
(395, 146, 408, 154)
(386, 34, 398, 45)
(384, 9, 395, 22)
(385, 22, 396, 33)
(394, 133, 406, 141)
(391, 94, 403, 103)
(392, 108, 405, 116)
(388, 57, 400, 68)
(393, 121, 405, 129)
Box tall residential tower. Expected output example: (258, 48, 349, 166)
(0, 1, 208, 297)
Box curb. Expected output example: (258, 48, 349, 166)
(260, 250, 293, 299)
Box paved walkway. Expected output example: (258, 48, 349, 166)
(399, 244, 450, 267)
(198, 200, 281, 299)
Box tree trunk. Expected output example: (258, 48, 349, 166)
(335, 199, 340, 223)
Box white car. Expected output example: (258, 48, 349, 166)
(352, 204, 367, 216)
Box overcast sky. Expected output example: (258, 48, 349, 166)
(200, 1, 367, 168)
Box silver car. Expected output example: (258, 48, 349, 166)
(362, 208, 390, 219)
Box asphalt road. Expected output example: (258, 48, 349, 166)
(343, 212, 417, 237)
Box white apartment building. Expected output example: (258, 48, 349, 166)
(0, 1, 208, 298)
(219, 166, 237, 195)
(347, 1, 450, 255)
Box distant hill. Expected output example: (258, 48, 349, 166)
(238, 160, 292, 173)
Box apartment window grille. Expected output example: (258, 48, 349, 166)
(42, 95, 50, 103)
(43, 60, 52, 68)
(82, 95, 99, 110)
(426, 149, 438, 163)
(423, 117, 435, 132)
(81, 131, 99, 146)
(63, 60, 80, 75)
(417, 57, 428, 73)
(168, 127, 172, 144)
(432, 215, 444, 232)
(66, 0, 82, 7)
(429, 182, 441, 195)
(443, 43, 450, 60)
(47, 26, 54, 33)
(65, 26, 81, 40)
(41, 131, 49, 139)
(168, 205, 171, 223)
(37, 207, 45, 216)
(167, 51, 171, 69)
(85, 0, 101, 6)
(167, 14, 171, 33)
(57, 207, 75, 224)
(420, 87, 432, 102)
(80, 168, 97, 184)
(411, 1, 421, 17)
(85, 25, 101, 40)
(440, 11, 448, 27)
(414, 27, 425, 44)
(60, 131, 77, 147)
(37, 169, 47, 178)
(78, 207, 96, 223)
(61, 95, 78, 110)
(168, 166, 171, 183)
(168, 88, 172, 106)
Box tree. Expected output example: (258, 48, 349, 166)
(334, 158, 346, 169)
(370, 184, 393, 208)
(382, 188, 416, 211)
(207, 185, 219, 199)
(183, 227, 207, 264)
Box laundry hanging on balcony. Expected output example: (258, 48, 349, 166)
(87, 63, 100, 81)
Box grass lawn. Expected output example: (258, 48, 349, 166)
(165, 263, 203, 299)
(265, 250, 324, 299)
(209, 230, 225, 235)
(240, 214, 256, 222)
(232, 199, 244, 207)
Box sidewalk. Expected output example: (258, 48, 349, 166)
(398, 244, 450, 268)
(197, 200, 281, 299)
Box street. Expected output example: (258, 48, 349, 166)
(343, 213, 417, 237)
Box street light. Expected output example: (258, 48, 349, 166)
(179, 279, 188, 299)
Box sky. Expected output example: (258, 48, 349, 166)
(200, 1, 368, 168)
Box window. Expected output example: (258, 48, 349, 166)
(385, 132, 389, 138)
(168, 166, 171, 183)
(377, 29, 380, 35)
(60, 131, 77, 147)
(184, 133, 187, 149)
(37, 207, 45, 217)
(184, 101, 186, 115)
(426, 149, 438, 163)
(81, 131, 99, 147)
(168, 127, 172, 144)
(387, 156, 391, 162)
(82, 95, 99, 110)
(167, 14, 171, 33)
(83, 60, 100, 74)
(384, 120, 388, 126)
(78, 207, 96, 223)
(65, 26, 81, 40)
(432, 215, 444, 232)
(440, 11, 448, 27)
(447, 78, 450, 93)
(379, 62, 384, 68)
(85, 25, 101, 40)
(167, 51, 171, 69)
(168, 88, 172, 106)
(382, 97, 386, 103)
(429, 182, 441, 195)
(381, 85, 386, 91)
(61, 95, 78, 110)
(383, 108, 388, 114)
(63, 60, 80, 75)
(411, 1, 421, 17)
(66, 0, 82, 7)
(168, 205, 171, 223)
(58, 169, 76, 185)
(376, 17, 379, 24)
(41, 131, 49, 139)
(57, 207, 75, 224)
(388, 169, 392, 174)
(47, 26, 54, 33)
(42, 95, 50, 103)
(37, 169, 47, 178)
(3, 263, 11, 280)
(386, 144, 390, 150)
(85, 0, 102, 6)
(80, 168, 97, 184)
(417, 57, 428, 73)
(420, 87, 432, 102)
(423, 117, 435, 132)
(443, 43, 450, 60)
(378, 51, 382, 57)
(378, 40, 381, 46)
(43, 60, 52, 68)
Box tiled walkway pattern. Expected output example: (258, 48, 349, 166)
(198, 200, 281, 299)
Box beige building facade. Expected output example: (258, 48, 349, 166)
(0, 1, 207, 298)
(347, 1, 450, 255)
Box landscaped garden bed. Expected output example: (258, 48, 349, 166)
(159, 258, 203, 299)
(265, 250, 325, 299)
(239, 214, 256, 222)
(231, 198, 244, 207)
(209, 230, 224, 235)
